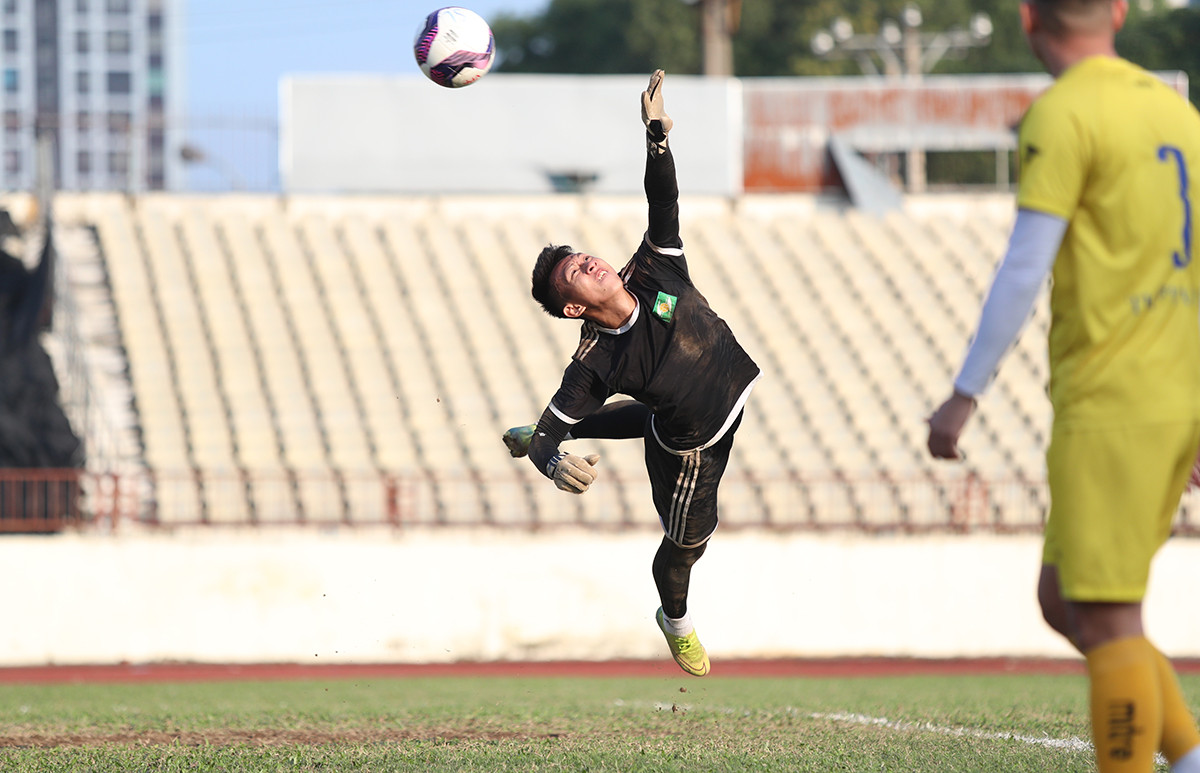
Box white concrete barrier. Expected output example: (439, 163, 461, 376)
(3, 530, 1197, 665)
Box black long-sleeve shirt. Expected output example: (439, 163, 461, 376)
(528, 142, 761, 477)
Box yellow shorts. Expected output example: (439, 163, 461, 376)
(1043, 420, 1200, 602)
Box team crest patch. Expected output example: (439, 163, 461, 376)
(652, 291, 677, 322)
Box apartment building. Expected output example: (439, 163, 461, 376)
(2, 0, 185, 191)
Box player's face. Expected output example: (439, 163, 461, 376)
(552, 253, 621, 317)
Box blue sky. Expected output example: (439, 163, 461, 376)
(183, 0, 548, 189)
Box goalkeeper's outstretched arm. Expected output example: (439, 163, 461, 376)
(641, 69, 680, 251)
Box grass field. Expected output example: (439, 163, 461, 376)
(1, 668, 1193, 771)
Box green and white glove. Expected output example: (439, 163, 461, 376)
(641, 69, 672, 155)
(502, 423, 537, 458)
(548, 453, 601, 494)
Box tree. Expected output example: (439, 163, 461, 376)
(490, 0, 701, 75)
(491, 0, 1042, 77)
(492, 0, 1197, 103)
(1117, 7, 1200, 106)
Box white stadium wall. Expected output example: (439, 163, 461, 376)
(279, 74, 743, 196)
(5, 531, 1200, 665)
(278, 71, 1187, 196)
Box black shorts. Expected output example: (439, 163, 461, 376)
(644, 411, 742, 548)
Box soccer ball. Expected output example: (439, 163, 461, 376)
(414, 7, 495, 89)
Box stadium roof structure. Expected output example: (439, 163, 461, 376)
(826, 135, 903, 216)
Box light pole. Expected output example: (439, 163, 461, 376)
(811, 5, 993, 192)
(683, 0, 742, 77)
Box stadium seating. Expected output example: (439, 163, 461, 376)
(50, 192, 1066, 530)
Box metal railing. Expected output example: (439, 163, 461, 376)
(5, 467, 1200, 537)
(0, 469, 84, 533)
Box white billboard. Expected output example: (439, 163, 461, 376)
(280, 73, 743, 196)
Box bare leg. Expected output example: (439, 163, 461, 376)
(1037, 564, 1077, 650)
(1038, 563, 1146, 651)
(1039, 565, 1200, 772)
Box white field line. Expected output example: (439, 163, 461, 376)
(620, 700, 1167, 764)
(808, 710, 1093, 754)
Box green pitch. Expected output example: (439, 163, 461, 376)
(1, 672, 1193, 771)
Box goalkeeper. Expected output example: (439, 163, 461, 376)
(506, 70, 761, 677)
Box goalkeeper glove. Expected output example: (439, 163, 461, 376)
(641, 69, 672, 155)
(548, 453, 601, 494)
(502, 423, 537, 458)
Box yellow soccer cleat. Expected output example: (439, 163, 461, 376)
(502, 423, 537, 458)
(656, 607, 710, 677)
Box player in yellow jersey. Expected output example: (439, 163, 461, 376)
(927, 1, 1200, 771)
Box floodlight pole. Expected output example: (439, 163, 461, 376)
(812, 5, 993, 193)
(903, 6, 926, 192)
(689, 0, 741, 77)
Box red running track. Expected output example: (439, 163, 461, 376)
(0, 657, 1147, 684)
(5, 657, 1200, 685)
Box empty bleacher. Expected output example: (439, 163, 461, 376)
(50, 191, 1067, 530)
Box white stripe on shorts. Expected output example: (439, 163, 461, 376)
(665, 450, 701, 545)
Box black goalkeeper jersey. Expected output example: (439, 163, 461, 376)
(529, 145, 760, 473)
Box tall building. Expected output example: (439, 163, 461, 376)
(2, 0, 185, 192)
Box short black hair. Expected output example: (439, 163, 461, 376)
(531, 243, 575, 318)
(1030, 0, 1115, 34)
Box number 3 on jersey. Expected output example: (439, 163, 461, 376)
(1158, 145, 1193, 269)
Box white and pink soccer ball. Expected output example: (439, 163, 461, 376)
(414, 7, 495, 88)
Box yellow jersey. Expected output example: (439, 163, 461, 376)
(1017, 56, 1200, 427)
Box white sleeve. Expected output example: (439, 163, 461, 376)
(953, 209, 1067, 397)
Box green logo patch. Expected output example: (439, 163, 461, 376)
(652, 291, 677, 322)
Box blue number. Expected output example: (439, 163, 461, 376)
(1158, 145, 1193, 268)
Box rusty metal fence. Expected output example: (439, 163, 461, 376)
(6, 467, 1200, 537)
(0, 470, 84, 533)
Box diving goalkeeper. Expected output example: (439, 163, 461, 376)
(507, 69, 761, 677)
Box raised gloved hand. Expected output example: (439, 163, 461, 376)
(641, 69, 672, 155)
(550, 453, 601, 494)
(502, 423, 536, 458)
